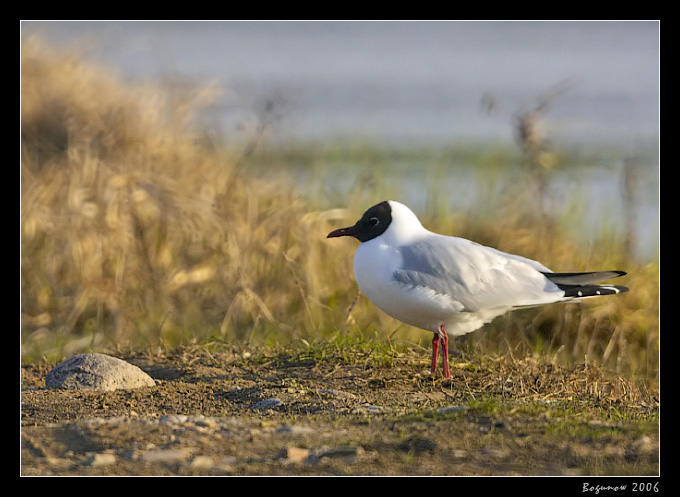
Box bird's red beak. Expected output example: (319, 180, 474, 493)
(327, 225, 357, 238)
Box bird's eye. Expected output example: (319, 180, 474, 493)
(368, 217, 380, 226)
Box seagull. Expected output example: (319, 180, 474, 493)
(327, 200, 628, 379)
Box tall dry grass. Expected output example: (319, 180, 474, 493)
(20, 37, 658, 383)
(20, 37, 353, 359)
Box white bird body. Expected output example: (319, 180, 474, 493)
(328, 200, 628, 379)
(354, 233, 559, 336)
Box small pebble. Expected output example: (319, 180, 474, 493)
(276, 446, 310, 464)
(86, 453, 117, 467)
(350, 404, 382, 415)
(308, 446, 364, 464)
(160, 414, 189, 425)
(190, 456, 214, 469)
(141, 448, 192, 463)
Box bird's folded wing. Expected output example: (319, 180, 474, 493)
(393, 236, 561, 311)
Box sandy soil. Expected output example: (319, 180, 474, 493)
(21, 345, 659, 476)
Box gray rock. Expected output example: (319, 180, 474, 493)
(46, 353, 155, 391)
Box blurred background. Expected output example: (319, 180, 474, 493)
(20, 21, 659, 380)
(22, 22, 658, 145)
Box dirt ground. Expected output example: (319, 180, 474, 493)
(21, 345, 659, 476)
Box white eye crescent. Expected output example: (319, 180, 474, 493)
(369, 217, 380, 226)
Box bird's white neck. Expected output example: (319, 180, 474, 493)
(382, 200, 428, 245)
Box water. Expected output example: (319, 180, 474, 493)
(21, 21, 659, 258)
(21, 21, 659, 146)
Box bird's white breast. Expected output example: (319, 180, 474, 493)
(354, 237, 465, 333)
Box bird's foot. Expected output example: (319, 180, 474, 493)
(430, 333, 440, 377)
(440, 325, 451, 380)
(431, 326, 451, 380)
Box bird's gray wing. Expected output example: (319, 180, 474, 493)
(392, 236, 561, 311)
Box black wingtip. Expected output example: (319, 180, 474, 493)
(542, 270, 627, 286)
(561, 284, 628, 298)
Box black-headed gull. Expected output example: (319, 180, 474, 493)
(327, 200, 628, 379)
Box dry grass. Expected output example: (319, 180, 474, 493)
(20, 37, 344, 358)
(20, 37, 659, 385)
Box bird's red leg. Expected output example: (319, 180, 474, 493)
(431, 333, 440, 376)
(439, 325, 451, 379)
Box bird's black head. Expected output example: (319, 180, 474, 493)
(327, 201, 393, 243)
